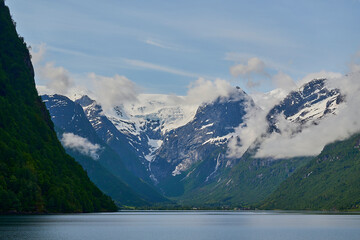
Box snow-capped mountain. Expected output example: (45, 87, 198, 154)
(70, 88, 254, 186)
(41, 77, 348, 206)
(69, 79, 343, 188)
(267, 78, 344, 133)
(158, 78, 347, 203)
(94, 94, 199, 170)
(42, 94, 101, 143)
(115, 94, 198, 134)
(75, 95, 152, 181)
(41, 94, 167, 204)
(150, 87, 254, 184)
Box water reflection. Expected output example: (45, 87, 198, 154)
(0, 211, 360, 240)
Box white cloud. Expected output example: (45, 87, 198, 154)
(351, 64, 360, 72)
(255, 72, 360, 159)
(272, 71, 297, 91)
(30, 44, 139, 107)
(61, 133, 102, 160)
(112, 78, 235, 115)
(123, 58, 202, 78)
(250, 88, 288, 111)
(47, 45, 91, 58)
(227, 87, 287, 158)
(30, 43, 46, 65)
(120, 78, 238, 134)
(185, 78, 234, 105)
(227, 104, 267, 158)
(230, 57, 270, 89)
(30, 43, 74, 95)
(90, 73, 139, 111)
(225, 52, 298, 74)
(40, 62, 74, 95)
(29, 46, 144, 113)
(297, 70, 342, 86)
(144, 38, 180, 51)
(36, 84, 92, 101)
(226, 69, 297, 159)
(230, 57, 266, 77)
(227, 67, 360, 160)
(122, 77, 235, 113)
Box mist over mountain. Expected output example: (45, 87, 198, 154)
(42, 94, 168, 206)
(2, 0, 360, 215)
(40, 71, 360, 209)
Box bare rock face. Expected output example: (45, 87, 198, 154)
(150, 88, 253, 184)
(267, 78, 343, 133)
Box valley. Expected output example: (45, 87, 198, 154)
(41, 75, 360, 210)
(1, 0, 360, 214)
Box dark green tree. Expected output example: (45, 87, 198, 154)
(0, 0, 117, 213)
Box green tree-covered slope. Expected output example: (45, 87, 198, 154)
(171, 147, 310, 208)
(261, 133, 360, 210)
(0, 0, 117, 213)
(61, 144, 148, 208)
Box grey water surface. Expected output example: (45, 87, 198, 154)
(1, 211, 360, 240)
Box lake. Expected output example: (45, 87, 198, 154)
(1, 211, 360, 240)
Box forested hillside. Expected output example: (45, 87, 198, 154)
(261, 133, 360, 210)
(0, 0, 117, 213)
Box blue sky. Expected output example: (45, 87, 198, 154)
(6, 0, 360, 95)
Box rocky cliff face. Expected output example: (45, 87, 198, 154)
(41, 75, 347, 207)
(75, 96, 151, 181)
(151, 88, 253, 183)
(267, 78, 343, 133)
(43, 94, 168, 204)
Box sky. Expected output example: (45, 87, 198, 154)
(6, 0, 360, 95)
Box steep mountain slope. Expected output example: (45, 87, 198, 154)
(261, 133, 360, 210)
(76, 96, 152, 182)
(105, 94, 198, 165)
(0, 1, 116, 213)
(41, 94, 147, 206)
(70, 81, 338, 207)
(177, 154, 311, 207)
(150, 88, 254, 196)
(267, 78, 343, 132)
(42, 94, 168, 205)
(76, 94, 199, 184)
(57, 142, 147, 207)
(163, 79, 344, 206)
(37, 68, 350, 209)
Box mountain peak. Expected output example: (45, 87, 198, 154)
(76, 95, 95, 107)
(266, 77, 344, 133)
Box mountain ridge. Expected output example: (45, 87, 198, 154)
(42, 94, 168, 206)
(51, 77, 347, 208)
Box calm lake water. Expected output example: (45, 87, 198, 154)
(1, 211, 360, 240)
